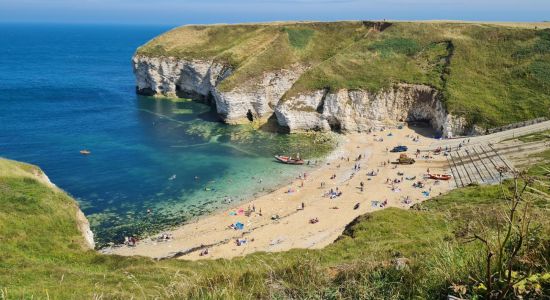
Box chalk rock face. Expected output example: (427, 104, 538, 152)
(211, 65, 307, 123)
(134, 55, 471, 137)
(133, 55, 230, 98)
(133, 55, 306, 124)
(76, 209, 95, 250)
(275, 84, 466, 138)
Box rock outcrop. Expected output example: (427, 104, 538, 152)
(76, 209, 95, 250)
(275, 84, 474, 137)
(133, 55, 473, 137)
(133, 55, 306, 124)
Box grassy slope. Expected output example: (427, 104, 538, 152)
(518, 129, 550, 142)
(0, 155, 548, 299)
(137, 21, 550, 128)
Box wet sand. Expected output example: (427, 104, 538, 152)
(107, 125, 452, 260)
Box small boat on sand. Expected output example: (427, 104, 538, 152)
(428, 174, 452, 180)
(80, 150, 91, 155)
(274, 155, 304, 165)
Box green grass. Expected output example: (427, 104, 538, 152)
(284, 28, 315, 49)
(1, 156, 548, 298)
(137, 22, 550, 129)
(518, 129, 550, 142)
(367, 38, 422, 57)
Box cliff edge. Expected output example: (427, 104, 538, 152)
(133, 21, 550, 137)
(0, 158, 94, 250)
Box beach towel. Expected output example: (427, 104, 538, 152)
(371, 201, 379, 207)
(235, 222, 244, 230)
(229, 212, 236, 216)
(422, 191, 430, 197)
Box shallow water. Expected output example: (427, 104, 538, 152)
(0, 24, 335, 246)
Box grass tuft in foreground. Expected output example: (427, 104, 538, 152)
(0, 154, 548, 298)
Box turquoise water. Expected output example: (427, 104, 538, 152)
(0, 24, 334, 246)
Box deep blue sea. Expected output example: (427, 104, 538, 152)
(0, 24, 333, 245)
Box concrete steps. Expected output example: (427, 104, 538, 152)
(447, 144, 513, 187)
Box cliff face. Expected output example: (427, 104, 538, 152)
(39, 171, 96, 250)
(275, 84, 479, 137)
(133, 55, 306, 124)
(134, 55, 473, 137)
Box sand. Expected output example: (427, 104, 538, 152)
(108, 125, 453, 260)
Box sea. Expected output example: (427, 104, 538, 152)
(0, 24, 334, 246)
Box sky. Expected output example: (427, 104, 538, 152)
(0, 0, 549, 25)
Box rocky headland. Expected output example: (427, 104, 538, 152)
(132, 21, 550, 137)
(133, 55, 473, 138)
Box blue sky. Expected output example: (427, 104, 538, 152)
(0, 0, 549, 25)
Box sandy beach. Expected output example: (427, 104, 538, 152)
(108, 125, 453, 260)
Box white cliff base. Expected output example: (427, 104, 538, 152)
(134, 55, 477, 137)
(275, 84, 478, 137)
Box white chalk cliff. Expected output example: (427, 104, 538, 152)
(133, 55, 475, 137)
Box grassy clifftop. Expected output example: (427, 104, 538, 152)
(137, 21, 550, 128)
(1, 150, 549, 298)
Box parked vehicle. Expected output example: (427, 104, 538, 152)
(390, 145, 408, 152)
(395, 154, 415, 165)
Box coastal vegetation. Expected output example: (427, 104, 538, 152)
(137, 21, 550, 128)
(1, 142, 548, 298)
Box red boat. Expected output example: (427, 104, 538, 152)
(274, 155, 305, 165)
(428, 174, 452, 180)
